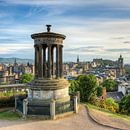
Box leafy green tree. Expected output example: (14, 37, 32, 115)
(21, 73, 33, 83)
(96, 86, 103, 97)
(102, 79, 117, 92)
(119, 94, 130, 114)
(78, 74, 98, 102)
(69, 80, 79, 94)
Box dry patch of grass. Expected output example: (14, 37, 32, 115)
(87, 103, 130, 123)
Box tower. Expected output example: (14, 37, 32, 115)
(14, 58, 18, 66)
(77, 55, 79, 63)
(117, 54, 124, 77)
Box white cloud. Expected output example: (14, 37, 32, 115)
(3, 0, 130, 8)
(0, 43, 33, 54)
(1, 17, 130, 62)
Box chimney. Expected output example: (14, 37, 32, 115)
(101, 87, 107, 99)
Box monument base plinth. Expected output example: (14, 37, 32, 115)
(28, 78, 70, 101)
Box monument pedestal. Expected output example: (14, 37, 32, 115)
(29, 78, 70, 101)
(27, 78, 70, 116)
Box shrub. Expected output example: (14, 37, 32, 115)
(105, 98, 119, 113)
(0, 93, 26, 108)
(0, 96, 15, 107)
(119, 94, 130, 115)
(99, 99, 106, 109)
(90, 97, 119, 113)
(89, 96, 100, 106)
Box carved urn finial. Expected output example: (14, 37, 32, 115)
(46, 25, 52, 32)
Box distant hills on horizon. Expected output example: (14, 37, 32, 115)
(0, 57, 129, 65)
(0, 57, 34, 64)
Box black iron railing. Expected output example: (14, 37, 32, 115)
(27, 104, 50, 115)
(55, 100, 74, 115)
(16, 98, 23, 113)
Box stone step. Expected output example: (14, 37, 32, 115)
(34, 81, 68, 85)
(32, 84, 68, 88)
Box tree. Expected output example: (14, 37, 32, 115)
(102, 79, 117, 92)
(119, 94, 130, 115)
(21, 73, 33, 83)
(96, 86, 103, 97)
(69, 79, 79, 94)
(78, 74, 98, 102)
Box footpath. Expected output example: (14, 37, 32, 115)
(0, 106, 114, 130)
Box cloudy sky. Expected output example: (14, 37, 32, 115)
(0, 0, 130, 63)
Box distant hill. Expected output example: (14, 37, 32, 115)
(0, 58, 34, 64)
(102, 59, 117, 66)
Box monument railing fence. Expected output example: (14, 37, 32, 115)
(16, 98, 23, 113)
(27, 103, 50, 116)
(15, 96, 78, 118)
(55, 99, 74, 115)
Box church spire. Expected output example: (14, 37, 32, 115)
(14, 58, 16, 64)
(14, 58, 18, 66)
(77, 55, 79, 63)
(120, 54, 122, 58)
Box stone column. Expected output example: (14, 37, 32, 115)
(43, 46, 46, 78)
(76, 91, 80, 103)
(74, 96, 78, 114)
(50, 100, 55, 120)
(34, 46, 38, 78)
(38, 45, 43, 78)
(51, 46, 54, 77)
(48, 45, 52, 78)
(36, 46, 40, 78)
(59, 45, 63, 78)
(23, 99, 28, 118)
(56, 45, 60, 78)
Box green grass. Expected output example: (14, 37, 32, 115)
(87, 103, 130, 122)
(87, 103, 113, 113)
(0, 110, 22, 120)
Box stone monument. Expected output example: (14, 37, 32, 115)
(28, 25, 70, 108)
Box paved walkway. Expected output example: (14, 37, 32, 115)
(0, 106, 116, 130)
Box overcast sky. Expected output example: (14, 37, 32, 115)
(0, 0, 130, 63)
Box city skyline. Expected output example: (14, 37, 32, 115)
(0, 0, 130, 63)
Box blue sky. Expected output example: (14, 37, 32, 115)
(0, 0, 130, 63)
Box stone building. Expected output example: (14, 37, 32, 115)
(21, 62, 34, 75)
(0, 60, 34, 84)
(0, 64, 15, 84)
